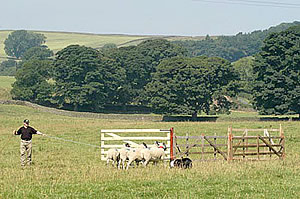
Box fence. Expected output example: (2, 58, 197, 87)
(228, 125, 285, 161)
(170, 125, 285, 162)
(100, 129, 172, 161)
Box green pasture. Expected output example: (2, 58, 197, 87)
(0, 104, 300, 198)
(0, 76, 15, 100)
(0, 30, 206, 61)
(0, 30, 151, 59)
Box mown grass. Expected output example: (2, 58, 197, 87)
(1, 104, 300, 198)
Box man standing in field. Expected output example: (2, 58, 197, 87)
(13, 119, 46, 167)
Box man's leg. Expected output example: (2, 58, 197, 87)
(20, 141, 27, 166)
(26, 141, 32, 165)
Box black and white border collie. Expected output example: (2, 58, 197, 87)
(170, 157, 192, 169)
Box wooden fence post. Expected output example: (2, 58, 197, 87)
(227, 126, 233, 162)
(186, 132, 189, 156)
(280, 124, 285, 159)
(170, 128, 174, 161)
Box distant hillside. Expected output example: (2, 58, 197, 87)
(0, 76, 15, 100)
(0, 31, 151, 61)
(173, 21, 300, 62)
(1, 21, 299, 63)
(0, 31, 207, 62)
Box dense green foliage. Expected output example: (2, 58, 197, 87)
(0, 60, 17, 76)
(103, 39, 187, 105)
(53, 45, 125, 111)
(9, 25, 300, 117)
(11, 59, 53, 105)
(174, 21, 300, 62)
(146, 56, 238, 118)
(232, 56, 255, 95)
(21, 46, 54, 61)
(252, 25, 300, 116)
(4, 30, 46, 59)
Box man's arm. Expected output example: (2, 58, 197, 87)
(36, 131, 46, 136)
(13, 127, 22, 135)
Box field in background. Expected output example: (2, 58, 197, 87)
(0, 76, 15, 100)
(0, 104, 300, 198)
(0, 30, 150, 60)
(0, 30, 207, 62)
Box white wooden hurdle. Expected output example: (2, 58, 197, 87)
(100, 129, 172, 161)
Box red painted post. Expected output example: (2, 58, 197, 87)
(170, 128, 174, 161)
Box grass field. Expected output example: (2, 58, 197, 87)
(0, 30, 152, 60)
(0, 104, 300, 198)
(0, 30, 206, 62)
(0, 76, 15, 100)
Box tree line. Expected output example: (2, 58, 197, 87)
(173, 21, 300, 62)
(4, 25, 300, 117)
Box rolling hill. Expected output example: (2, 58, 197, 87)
(0, 30, 206, 62)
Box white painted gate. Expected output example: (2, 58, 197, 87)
(100, 129, 172, 161)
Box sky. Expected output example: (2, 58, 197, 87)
(1, 0, 299, 36)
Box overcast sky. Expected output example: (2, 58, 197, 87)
(1, 0, 299, 36)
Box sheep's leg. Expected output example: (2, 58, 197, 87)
(112, 159, 115, 167)
(126, 159, 133, 170)
(106, 158, 110, 166)
(143, 159, 150, 167)
(117, 160, 121, 169)
(122, 160, 126, 170)
(135, 160, 140, 167)
(162, 155, 167, 167)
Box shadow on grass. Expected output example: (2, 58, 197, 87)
(259, 117, 300, 121)
(162, 116, 218, 122)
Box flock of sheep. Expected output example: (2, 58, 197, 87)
(106, 141, 167, 170)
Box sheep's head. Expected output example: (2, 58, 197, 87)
(155, 141, 167, 151)
(125, 143, 130, 147)
(142, 142, 148, 148)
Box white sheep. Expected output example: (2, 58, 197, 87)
(151, 141, 167, 165)
(118, 143, 131, 169)
(106, 148, 120, 167)
(126, 143, 147, 170)
(142, 141, 167, 166)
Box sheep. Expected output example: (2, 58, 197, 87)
(118, 143, 131, 169)
(126, 143, 147, 170)
(142, 141, 167, 167)
(106, 148, 120, 167)
(150, 141, 167, 165)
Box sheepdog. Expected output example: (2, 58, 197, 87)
(170, 157, 192, 169)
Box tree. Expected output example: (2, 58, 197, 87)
(0, 60, 17, 76)
(53, 45, 125, 111)
(252, 25, 300, 116)
(232, 56, 255, 95)
(145, 56, 238, 119)
(21, 46, 53, 61)
(4, 30, 46, 59)
(173, 21, 300, 62)
(104, 39, 187, 105)
(11, 59, 53, 105)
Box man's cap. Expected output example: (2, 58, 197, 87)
(23, 119, 29, 124)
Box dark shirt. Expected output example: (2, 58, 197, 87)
(16, 126, 37, 141)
